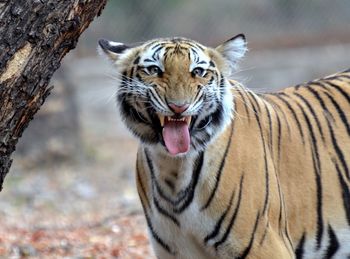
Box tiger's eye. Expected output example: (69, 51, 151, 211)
(192, 67, 205, 77)
(146, 65, 161, 75)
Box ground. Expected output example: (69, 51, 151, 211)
(0, 141, 155, 258)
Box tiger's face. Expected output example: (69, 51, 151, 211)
(98, 35, 247, 156)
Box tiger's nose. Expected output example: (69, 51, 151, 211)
(168, 103, 190, 114)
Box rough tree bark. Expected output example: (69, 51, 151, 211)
(0, 0, 107, 190)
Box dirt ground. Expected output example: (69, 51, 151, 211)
(0, 138, 156, 258)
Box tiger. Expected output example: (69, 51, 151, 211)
(98, 34, 350, 259)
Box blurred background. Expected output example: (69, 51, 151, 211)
(1, 0, 349, 257)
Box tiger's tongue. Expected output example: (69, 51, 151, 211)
(162, 120, 190, 155)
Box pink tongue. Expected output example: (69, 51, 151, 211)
(162, 120, 190, 155)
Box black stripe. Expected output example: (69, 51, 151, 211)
(219, 74, 225, 89)
(295, 233, 306, 259)
(259, 222, 269, 246)
(208, 102, 225, 127)
(144, 58, 155, 63)
(320, 80, 350, 104)
(186, 42, 205, 51)
(237, 212, 260, 259)
(143, 210, 175, 255)
(339, 74, 350, 80)
(206, 76, 215, 86)
(306, 86, 335, 122)
(164, 178, 175, 192)
(191, 48, 199, 60)
(323, 91, 350, 136)
(332, 158, 350, 226)
(265, 104, 274, 153)
(275, 111, 282, 164)
(152, 47, 162, 61)
(214, 175, 244, 249)
(283, 203, 294, 253)
(324, 224, 339, 258)
(129, 66, 135, 80)
(329, 127, 350, 181)
(264, 95, 292, 136)
(133, 56, 140, 64)
(135, 72, 144, 83)
(193, 87, 202, 104)
(148, 89, 165, 111)
(136, 160, 151, 209)
(236, 90, 251, 121)
(275, 176, 284, 241)
(120, 70, 128, 83)
(174, 151, 204, 213)
(274, 93, 305, 144)
(150, 43, 163, 50)
(101, 42, 129, 54)
(293, 92, 326, 143)
(201, 123, 234, 210)
(248, 92, 262, 113)
(187, 51, 191, 61)
(153, 196, 180, 226)
(294, 83, 304, 90)
(204, 188, 236, 244)
(118, 96, 149, 124)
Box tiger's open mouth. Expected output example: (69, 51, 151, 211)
(158, 115, 192, 155)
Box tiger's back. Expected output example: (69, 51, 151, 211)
(98, 35, 350, 258)
(197, 70, 350, 258)
(263, 71, 350, 258)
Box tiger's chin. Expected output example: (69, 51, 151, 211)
(128, 113, 213, 157)
(121, 99, 233, 157)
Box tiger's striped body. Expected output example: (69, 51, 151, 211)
(98, 36, 350, 258)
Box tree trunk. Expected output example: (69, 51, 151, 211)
(0, 0, 107, 190)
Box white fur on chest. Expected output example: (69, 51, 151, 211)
(150, 201, 216, 259)
(145, 148, 217, 259)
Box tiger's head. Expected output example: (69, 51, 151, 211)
(98, 35, 247, 156)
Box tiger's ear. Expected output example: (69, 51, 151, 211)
(97, 39, 130, 63)
(216, 34, 247, 67)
